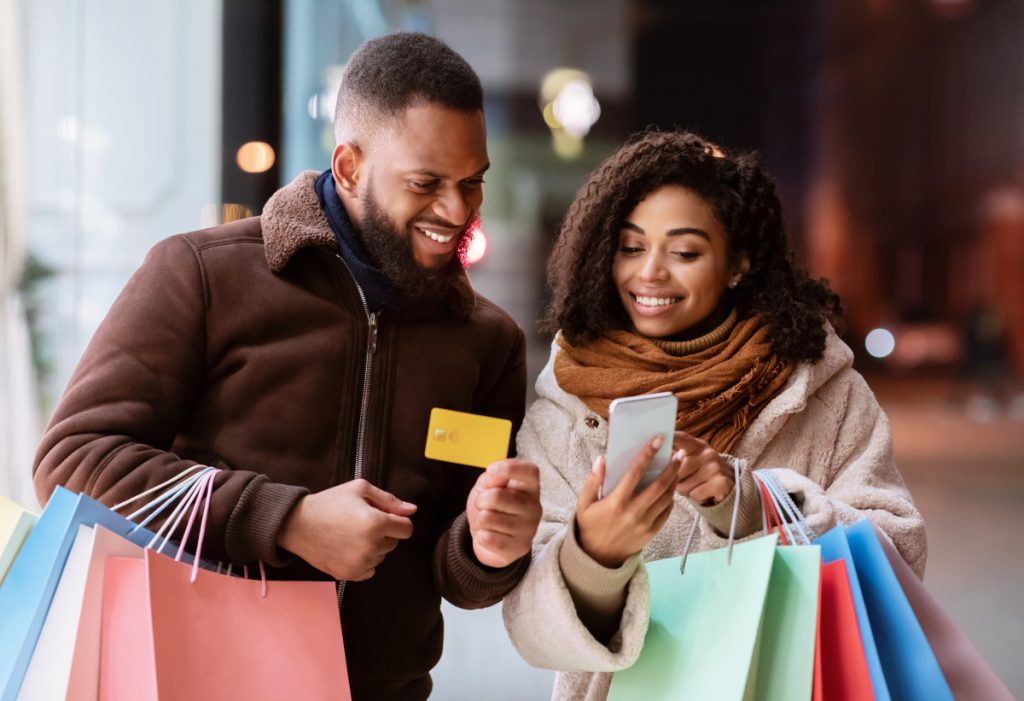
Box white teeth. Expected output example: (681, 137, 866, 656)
(418, 227, 453, 243)
(635, 295, 679, 307)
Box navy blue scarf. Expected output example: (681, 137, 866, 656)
(314, 169, 407, 312)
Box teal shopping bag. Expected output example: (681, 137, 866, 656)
(844, 519, 953, 701)
(750, 545, 821, 701)
(608, 534, 780, 701)
(0, 487, 169, 701)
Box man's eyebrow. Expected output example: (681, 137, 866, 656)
(408, 163, 491, 180)
(621, 222, 711, 241)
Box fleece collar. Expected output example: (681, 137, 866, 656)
(260, 170, 477, 319)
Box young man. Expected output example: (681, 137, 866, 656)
(33, 33, 541, 699)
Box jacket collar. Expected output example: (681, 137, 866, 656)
(260, 170, 477, 319)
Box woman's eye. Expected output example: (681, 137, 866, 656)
(619, 246, 644, 254)
(674, 251, 700, 261)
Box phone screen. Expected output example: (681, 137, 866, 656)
(604, 392, 678, 494)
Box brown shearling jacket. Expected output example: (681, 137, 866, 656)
(33, 170, 529, 699)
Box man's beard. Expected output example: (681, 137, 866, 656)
(358, 187, 472, 301)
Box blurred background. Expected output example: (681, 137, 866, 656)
(1, 0, 1022, 697)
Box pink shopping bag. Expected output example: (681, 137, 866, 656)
(100, 549, 349, 701)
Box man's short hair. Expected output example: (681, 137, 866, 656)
(334, 32, 483, 147)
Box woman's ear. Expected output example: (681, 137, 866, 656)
(331, 142, 362, 196)
(729, 254, 751, 288)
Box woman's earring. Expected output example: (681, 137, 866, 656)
(729, 280, 739, 289)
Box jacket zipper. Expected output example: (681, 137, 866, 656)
(334, 254, 379, 610)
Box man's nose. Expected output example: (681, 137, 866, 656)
(432, 186, 471, 228)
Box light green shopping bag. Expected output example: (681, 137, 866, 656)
(0, 497, 37, 586)
(609, 534, 821, 701)
(748, 545, 821, 701)
(609, 534, 779, 701)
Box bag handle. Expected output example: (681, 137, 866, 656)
(679, 457, 742, 575)
(753, 469, 816, 545)
(173, 469, 268, 598)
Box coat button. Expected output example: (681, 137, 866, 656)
(584, 416, 599, 429)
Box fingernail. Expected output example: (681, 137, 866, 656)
(674, 449, 686, 461)
(652, 436, 664, 450)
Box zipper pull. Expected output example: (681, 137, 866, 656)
(368, 312, 378, 355)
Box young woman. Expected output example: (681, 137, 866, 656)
(502, 131, 925, 700)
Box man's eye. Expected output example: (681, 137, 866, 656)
(411, 180, 438, 190)
(463, 178, 485, 188)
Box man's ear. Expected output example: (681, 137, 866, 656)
(331, 142, 362, 196)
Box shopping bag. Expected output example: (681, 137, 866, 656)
(749, 545, 821, 701)
(17, 525, 143, 701)
(100, 469, 350, 701)
(0, 486, 178, 701)
(608, 534, 780, 700)
(815, 559, 874, 700)
(815, 525, 891, 701)
(872, 523, 1013, 700)
(843, 520, 954, 701)
(101, 546, 349, 700)
(0, 497, 36, 586)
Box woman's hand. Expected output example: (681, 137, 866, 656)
(575, 436, 682, 568)
(673, 431, 735, 505)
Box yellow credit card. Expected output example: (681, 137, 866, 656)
(424, 408, 512, 469)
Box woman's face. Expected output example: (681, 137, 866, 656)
(612, 185, 742, 339)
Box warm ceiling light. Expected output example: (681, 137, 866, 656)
(236, 141, 275, 173)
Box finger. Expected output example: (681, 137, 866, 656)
(347, 567, 376, 582)
(475, 509, 525, 537)
(611, 435, 664, 503)
(485, 460, 541, 495)
(380, 513, 415, 540)
(380, 536, 401, 554)
(672, 430, 708, 454)
(677, 462, 732, 499)
(476, 487, 542, 519)
(690, 476, 734, 505)
(362, 483, 418, 516)
(650, 499, 675, 534)
(643, 479, 678, 522)
(578, 456, 603, 510)
(634, 449, 684, 511)
(474, 529, 526, 558)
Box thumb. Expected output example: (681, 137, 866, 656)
(363, 484, 418, 516)
(578, 456, 604, 510)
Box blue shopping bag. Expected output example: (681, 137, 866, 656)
(844, 519, 953, 701)
(0, 487, 171, 701)
(816, 521, 954, 701)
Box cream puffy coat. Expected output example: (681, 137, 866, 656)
(502, 327, 925, 701)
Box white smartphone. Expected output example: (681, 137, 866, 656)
(603, 391, 678, 494)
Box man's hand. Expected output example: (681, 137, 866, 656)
(673, 431, 736, 505)
(277, 479, 417, 581)
(576, 437, 681, 568)
(466, 459, 542, 568)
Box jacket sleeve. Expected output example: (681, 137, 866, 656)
(432, 323, 530, 609)
(32, 235, 307, 567)
(501, 399, 651, 672)
(701, 370, 927, 577)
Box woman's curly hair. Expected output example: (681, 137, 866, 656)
(542, 130, 842, 363)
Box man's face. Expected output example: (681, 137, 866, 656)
(344, 103, 489, 296)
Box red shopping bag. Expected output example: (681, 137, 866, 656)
(814, 559, 875, 700)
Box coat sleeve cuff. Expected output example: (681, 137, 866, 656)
(559, 517, 640, 621)
(442, 511, 530, 607)
(225, 475, 309, 567)
(692, 456, 762, 539)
